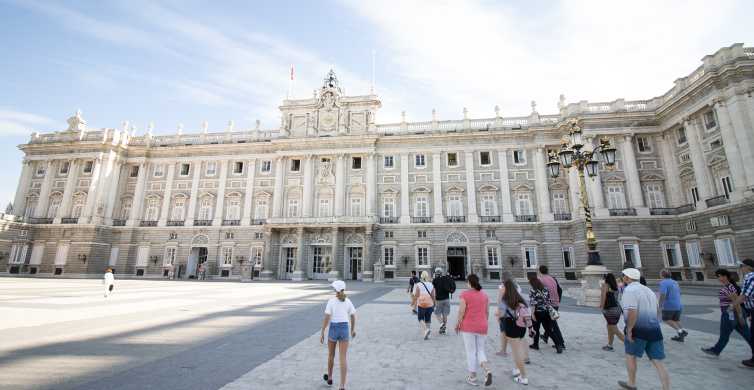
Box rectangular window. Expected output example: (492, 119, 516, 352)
(180, 163, 190, 176)
(130, 165, 140, 178)
(417, 230, 427, 239)
(481, 194, 497, 217)
(486, 246, 499, 266)
(721, 176, 733, 199)
(448, 194, 463, 216)
(513, 150, 526, 165)
(703, 110, 717, 130)
(252, 247, 263, 266)
(415, 154, 426, 168)
(287, 199, 299, 217)
(35, 164, 46, 176)
(312, 247, 324, 274)
(622, 243, 642, 268)
(416, 247, 429, 266)
(285, 248, 296, 273)
(83, 161, 93, 174)
(562, 247, 574, 268)
(254, 232, 264, 240)
(677, 127, 687, 144)
(384, 231, 394, 239)
(233, 161, 244, 174)
(523, 247, 537, 268)
(636, 136, 652, 153)
(154, 164, 165, 178)
(164, 247, 177, 266)
(607, 186, 627, 209)
(485, 229, 496, 239)
(290, 159, 301, 172)
(663, 242, 682, 267)
(383, 247, 395, 266)
(136, 246, 149, 267)
(384, 155, 394, 168)
(206, 161, 217, 176)
(515, 193, 532, 216)
(59, 161, 70, 175)
(255, 199, 268, 219)
(479, 151, 491, 166)
(552, 192, 568, 214)
(415, 195, 429, 217)
(350, 198, 362, 216)
(352, 157, 362, 170)
(645, 183, 665, 208)
(383, 198, 395, 217)
(108, 246, 119, 267)
(318, 198, 331, 217)
(447, 153, 458, 167)
(691, 187, 700, 204)
(714, 238, 736, 266)
(261, 161, 272, 173)
(222, 247, 233, 266)
(686, 241, 702, 268)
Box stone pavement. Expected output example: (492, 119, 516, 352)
(223, 288, 752, 390)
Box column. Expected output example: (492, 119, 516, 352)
(271, 157, 285, 218)
(329, 227, 340, 280)
(241, 159, 257, 225)
(685, 117, 714, 208)
(715, 99, 749, 198)
(212, 160, 228, 225)
(127, 162, 148, 226)
(259, 228, 274, 280)
(362, 226, 374, 281)
(399, 152, 410, 224)
(621, 134, 648, 215)
(302, 155, 314, 218)
(585, 137, 607, 216)
(728, 96, 754, 191)
(13, 160, 33, 216)
(497, 150, 513, 222)
(659, 134, 683, 207)
(334, 154, 346, 217)
(568, 168, 582, 218)
(55, 159, 79, 223)
(464, 151, 478, 223)
(186, 161, 202, 225)
(432, 153, 443, 223)
(34, 160, 55, 218)
(533, 147, 553, 222)
(292, 227, 306, 281)
(103, 158, 123, 224)
(366, 153, 377, 217)
(91, 151, 119, 224)
(81, 157, 103, 221)
(158, 162, 176, 226)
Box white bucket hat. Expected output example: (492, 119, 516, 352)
(331, 280, 346, 292)
(622, 268, 641, 281)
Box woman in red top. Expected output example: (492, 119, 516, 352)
(454, 274, 492, 387)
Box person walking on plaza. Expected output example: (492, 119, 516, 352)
(600, 273, 625, 351)
(320, 280, 356, 390)
(500, 278, 534, 385)
(455, 274, 493, 386)
(408, 270, 419, 314)
(702, 268, 751, 357)
(528, 274, 564, 353)
(412, 270, 436, 340)
(198, 262, 205, 280)
(432, 267, 456, 335)
(733, 258, 754, 368)
(537, 266, 565, 349)
(658, 269, 688, 342)
(103, 268, 115, 298)
(619, 268, 670, 390)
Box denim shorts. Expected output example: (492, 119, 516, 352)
(328, 322, 350, 342)
(624, 337, 665, 360)
(417, 306, 434, 323)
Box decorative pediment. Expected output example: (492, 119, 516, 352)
(199, 191, 216, 199)
(191, 234, 209, 246)
(678, 167, 694, 177)
(512, 183, 533, 191)
(478, 184, 498, 192)
(640, 173, 664, 181)
(603, 174, 625, 182)
(447, 185, 465, 193)
(280, 234, 296, 245)
(381, 187, 399, 195)
(49, 191, 63, 198)
(708, 154, 728, 166)
(225, 191, 243, 198)
(446, 231, 468, 244)
(73, 191, 88, 198)
(345, 233, 364, 245)
(145, 193, 163, 200)
(413, 186, 432, 193)
(254, 191, 271, 198)
(549, 182, 568, 191)
(310, 232, 332, 245)
(173, 191, 190, 199)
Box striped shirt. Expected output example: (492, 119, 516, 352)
(742, 272, 754, 310)
(718, 283, 738, 309)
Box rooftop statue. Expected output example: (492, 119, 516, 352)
(65, 109, 87, 132)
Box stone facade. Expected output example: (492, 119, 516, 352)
(2, 44, 754, 283)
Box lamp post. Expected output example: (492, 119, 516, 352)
(546, 119, 617, 305)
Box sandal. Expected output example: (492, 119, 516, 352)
(323, 374, 332, 386)
(466, 375, 479, 386)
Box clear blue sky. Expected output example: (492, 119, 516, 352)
(2, 0, 753, 207)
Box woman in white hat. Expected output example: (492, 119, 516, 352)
(321, 280, 356, 390)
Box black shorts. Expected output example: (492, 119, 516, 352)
(504, 317, 526, 339)
(662, 310, 681, 322)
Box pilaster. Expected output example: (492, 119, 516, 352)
(158, 162, 176, 226)
(13, 160, 33, 217)
(621, 134, 649, 215)
(127, 162, 148, 226)
(497, 150, 513, 223)
(186, 161, 202, 225)
(212, 160, 228, 225)
(272, 157, 285, 218)
(335, 154, 346, 217)
(464, 151, 478, 223)
(432, 153, 443, 223)
(56, 159, 79, 223)
(302, 155, 314, 217)
(685, 117, 713, 209)
(241, 159, 257, 225)
(34, 160, 55, 218)
(291, 227, 306, 281)
(81, 157, 103, 222)
(400, 152, 410, 224)
(534, 147, 553, 222)
(366, 152, 376, 217)
(715, 99, 749, 198)
(659, 134, 683, 207)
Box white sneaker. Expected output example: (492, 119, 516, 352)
(513, 376, 528, 385)
(511, 368, 520, 378)
(424, 329, 431, 340)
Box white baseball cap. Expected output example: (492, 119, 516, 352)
(434, 267, 443, 274)
(622, 268, 641, 281)
(331, 280, 346, 292)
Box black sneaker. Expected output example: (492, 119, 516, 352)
(701, 347, 718, 357)
(671, 335, 684, 342)
(742, 359, 754, 368)
(681, 330, 689, 338)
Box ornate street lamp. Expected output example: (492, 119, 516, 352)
(546, 118, 616, 266)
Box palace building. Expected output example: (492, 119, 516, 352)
(1, 43, 753, 282)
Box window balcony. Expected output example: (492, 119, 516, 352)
(140, 220, 158, 227)
(609, 208, 637, 216)
(554, 213, 572, 221)
(29, 217, 53, 224)
(112, 219, 126, 226)
(480, 215, 501, 223)
(167, 220, 185, 226)
(61, 217, 79, 224)
(650, 208, 676, 216)
(705, 195, 729, 208)
(445, 216, 466, 223)
(515, 215, 537, 222)
(411, 216, 432, 224)
(250, 219, 266, 225)
(379, 217, 399, 224)
(193, 219, 212, 226)
(675, 204, 696, 214)
(222, 219, 240, 226)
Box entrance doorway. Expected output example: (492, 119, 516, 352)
(283, 247, 296, 279)
(311, 246, 331, 280)
(447, 246, 467, 280)
(187, 247, 208, 278)
(348, 247, 362, 280)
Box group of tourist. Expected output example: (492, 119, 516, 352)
(317, 258, 754, 389)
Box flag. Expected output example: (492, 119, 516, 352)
(290, 64, 295, 81)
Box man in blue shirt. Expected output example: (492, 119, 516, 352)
(733, 258, 754, 368)
(658, 269, 687, 342)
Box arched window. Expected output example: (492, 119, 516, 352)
(71, 194, 86, 218)
(47, 193, 62, 218)
(481, 193, 498, 217)
(515, 192, 532, 216)
(198, 197, 213, 220)
(254, 198, 268, 219)
(644, 183, 665, 209)
(171, 196, 186, 221)
(119, 197, 132, 220)
(447, 194, 464, 217)
(225, 196, 241, 220)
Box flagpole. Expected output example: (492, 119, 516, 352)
(371, 49, 376, 94)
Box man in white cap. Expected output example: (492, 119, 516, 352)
(618, 268, 670, 390)
(432, 267, 456, 334)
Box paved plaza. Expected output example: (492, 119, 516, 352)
(0, 278, 751, 389)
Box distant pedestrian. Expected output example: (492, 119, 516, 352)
(408, 270, 420, 314)
(455, 274, 492, 386)
(702, 269, 750, 357)
(167, 263, 175, 280)
(412, 271, 436, 340)
(501, 279, 533, 385)
(600, 273, 625, 351)
(198, 262, 206, 280)
(432, 267, 456, 335)
(538, 266, 565, 349)
(733, 258, 754, 368)
(528, 274, 564, 353)
(321, 280, 356, 390)
(103, 268, 115, 298)
(619, 268, 670, 390)
(658, 269, 688, 342)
